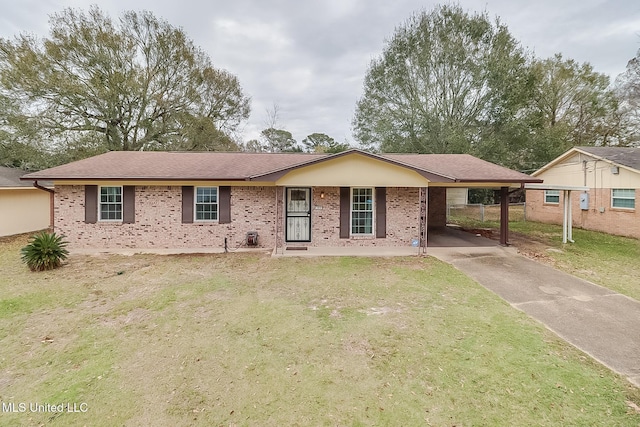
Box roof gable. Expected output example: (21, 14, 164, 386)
(534, 147, 640, 176)
(251, 149, 456, 183)
(272, 151, 433, 187)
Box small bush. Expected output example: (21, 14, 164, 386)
(21, 232, 69, 271)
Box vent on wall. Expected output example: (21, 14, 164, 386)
(611, 166, 619, 175)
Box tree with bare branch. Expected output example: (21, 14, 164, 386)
(0, 6, 250, 164)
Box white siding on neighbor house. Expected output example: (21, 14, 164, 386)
(534, 152, 640, 189)
(0, 189, 51, 236)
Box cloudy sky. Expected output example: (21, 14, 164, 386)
(1, 0, 639, 146)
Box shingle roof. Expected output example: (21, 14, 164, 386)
(22, 151, 326, 181)
(21, 149, 540, 184)
(576, 146, 640, 172)
(0, 166, 35, 187)
(383, 153, 535, 182)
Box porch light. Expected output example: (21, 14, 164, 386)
(320, 191, 325, 199)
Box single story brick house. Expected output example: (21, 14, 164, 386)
(0, 166, 52, 237)
(526, 146, 640, 239)
(21, 149, 540, 252)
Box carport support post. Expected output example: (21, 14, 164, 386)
(562, 190, 574, 244)
(499, 187, 509, 246)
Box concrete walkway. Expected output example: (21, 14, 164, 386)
(428, 231, 640, 388)
(273, 246, 420, 257)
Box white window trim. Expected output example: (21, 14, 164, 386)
(98, 185, 123, 222)
(611, 188, 635, 210)
(194, 186, 219, 222)
(544, 190, 560, 205)
(350, 187, 375, 236)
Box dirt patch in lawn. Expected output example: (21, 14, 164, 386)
(459, 225, 558, 265)
(2, 245, 640, 426)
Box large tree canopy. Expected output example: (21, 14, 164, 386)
(0, 6, 250, 164)
(615, 48, 640, 146)
(477, 54, 625, 171)
(352, 5, 532, 157)
(522, 54, 622, 168)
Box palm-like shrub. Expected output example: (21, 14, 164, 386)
(21, 232, 69, 271)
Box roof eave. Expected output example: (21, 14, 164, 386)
(458, 178, 543, 184)
(21, 177, 251, 182)
(578, 149, 640, 175)
(531, 147, 583, 177)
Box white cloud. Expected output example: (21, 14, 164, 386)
(590, 17, 640, 39)
(1, 0, 639, 146)
(212, 18, 292, 62)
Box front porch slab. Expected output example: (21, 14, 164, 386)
(272, 246, 421, 257)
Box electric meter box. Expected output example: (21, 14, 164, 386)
(579, 192, 589, 210)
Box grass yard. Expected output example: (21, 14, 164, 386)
(452, 218, 640, 302)
(1, 234, 639, 426)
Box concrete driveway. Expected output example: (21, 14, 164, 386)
(428, 228, 640, 388)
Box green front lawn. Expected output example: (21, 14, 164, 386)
(0, 234, 638, 426)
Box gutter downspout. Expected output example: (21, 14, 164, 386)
(33, 180, 54, 194)
(32, 180, 55, 230)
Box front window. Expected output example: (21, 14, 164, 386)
(195, 187, 218, 221)
(544, 190, 560, 204)
(612, 189, 635, 209)
(351, 188, 373, 235)
(99, 186, 122, 221)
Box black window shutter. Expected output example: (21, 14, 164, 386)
(339, 187, 350, 238)
(123, 186, 135, 224)
(85, 185, 98, 224)
(375, 187, 386, 238)
(182, 186, 194, 223)
(219, 186, 231, 224)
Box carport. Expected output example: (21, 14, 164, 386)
(380, 158, 543, 253)
(524, 183, 589, 243)
(425, 183, 537, 250)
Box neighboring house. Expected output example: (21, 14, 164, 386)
(526, 146, 640, 239)
(21, 149, 540, 251)
(0, 166, 52, 237)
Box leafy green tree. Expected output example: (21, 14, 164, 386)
(615, 48, 640, 146)
(241, 139, 266, 152)
(352, 4, 532, 158)
(261, 128, 301, 152)
(476, 54, 625, 172)
(527, 55, 622, 160)
(302, 133, 350, 153)
(0, 6, 250, 157)
(0, 92, 52, 169)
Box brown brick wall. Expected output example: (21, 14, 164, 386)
(55, 185, 277, 250)
(297, 187, 420, 247)
(526, 189, 640, 239)
(55, 185, 430, 250)
(428, 187, 447, 228)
